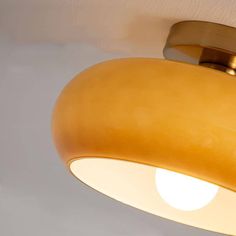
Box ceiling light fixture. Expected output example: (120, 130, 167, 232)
(52, 21, 236, 235)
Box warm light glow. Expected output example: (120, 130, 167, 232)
(155, 168, 219, 211)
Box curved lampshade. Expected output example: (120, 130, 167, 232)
(52, 58, 236, 235)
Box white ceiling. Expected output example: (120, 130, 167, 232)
(0, 0, 234, 235)
(1, 0, 236, 55)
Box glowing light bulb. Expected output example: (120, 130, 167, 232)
(155, 168, 219, 211)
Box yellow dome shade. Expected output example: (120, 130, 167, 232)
(52, 58, 236, 235)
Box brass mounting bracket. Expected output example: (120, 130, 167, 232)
(163, 21, 236, 75)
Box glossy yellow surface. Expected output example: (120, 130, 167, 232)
(52, 58, 236, 234)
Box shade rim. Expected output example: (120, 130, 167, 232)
(67, 156, 236, 193)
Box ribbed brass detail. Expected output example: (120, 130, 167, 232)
(163, 21, 236, 75)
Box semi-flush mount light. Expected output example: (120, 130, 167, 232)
(52, 21, 236, 235)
